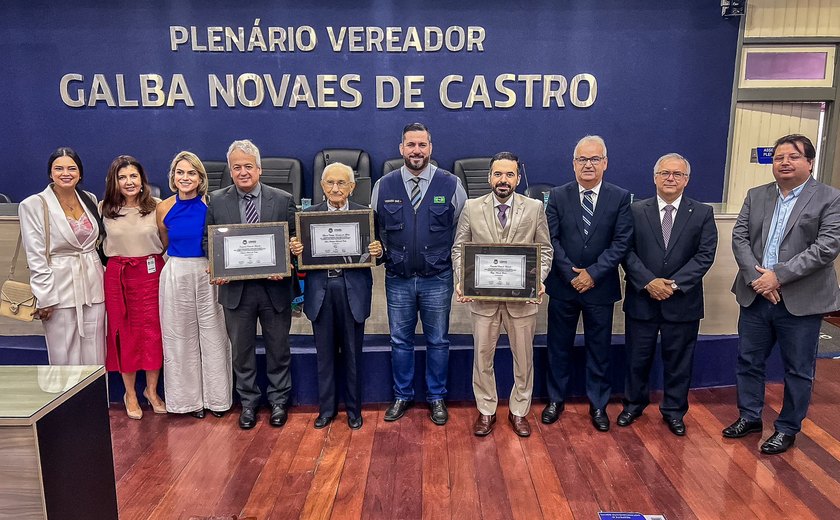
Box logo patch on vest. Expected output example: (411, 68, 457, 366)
(433, 196, 446, 204)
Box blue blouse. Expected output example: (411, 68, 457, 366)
(164, 194, 207, 258)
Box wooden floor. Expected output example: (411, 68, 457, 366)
(111, 359, 840, 520)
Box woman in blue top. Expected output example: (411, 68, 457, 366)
(156, 151, 232, 418)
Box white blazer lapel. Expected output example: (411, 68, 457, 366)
(44, 187, 82, 249)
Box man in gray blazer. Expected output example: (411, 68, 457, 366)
(206, 139, 298, 430)
(723, 134, 840, 454)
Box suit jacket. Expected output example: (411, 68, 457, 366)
(452, 192, 553, 318)
(731, 177, 840, 316)
(302, 201, 374, 324)
(544, 181, 633, 304)
(18, 186, 104, 309)
(622, 196, 717, 322)
(205, 183, 297, 312)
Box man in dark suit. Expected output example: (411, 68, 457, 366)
(290, 162, 382, 430)
(206, 139, 298, 430)
(618, 153, 717, 436)
(723, 134, 840, 454)
(542, 135, 633, 432)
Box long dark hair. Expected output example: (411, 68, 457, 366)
(47, 147, 83, 181)
(102, 155, 156, 219)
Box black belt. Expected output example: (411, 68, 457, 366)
(328, 268, 343, 278)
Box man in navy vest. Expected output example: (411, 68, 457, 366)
(370, 122, 467, 425)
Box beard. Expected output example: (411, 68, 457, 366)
(404, 154, 430, 172)
(493, 183, 513, 199)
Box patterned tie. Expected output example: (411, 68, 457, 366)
(498, 203, 509, 228)
(581, 190, 594, 237)
(244, 193, 259, 224)
(662, 204, 674, 248)
(409, 177, 422, 210)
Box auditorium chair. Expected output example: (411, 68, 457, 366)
(202, 160, 228, 192)
(313, 149, 372, 206)
(222, 157, 303, 205)
(381, 157, 438, 178)
(453, 157, 493, 198)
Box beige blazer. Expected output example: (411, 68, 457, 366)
(18, 186, 104, 310)
(452, 192, 552, 318)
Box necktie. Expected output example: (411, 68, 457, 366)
(244, 193, 259, 224)
(409, 177, 422, 210)
(582, 190, 594, 237)
(662, 204, 674, 248)
(498, 203, 509, 228)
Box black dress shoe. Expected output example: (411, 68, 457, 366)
(314, 414, 335, 429)
(664, 416, 686, 436)
(722, 417, 762, 438)
(384, 399, 412, 422)
(760, 431, 795, 455)
(348, 416, 363, 430)
(270, 404, 288, 427)
(190, 409, 205, 419)
(616, 409, 641, 427)
(239, 407, 257, 429)
(210, 410, 226, 418)
(590, 407, 610, 432)
(429, 399, 448, 426)
(541, 402, 564, 424)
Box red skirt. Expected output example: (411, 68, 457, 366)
(104, 255, 165, 372)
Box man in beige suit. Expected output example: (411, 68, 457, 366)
(452, 152, 553, 437)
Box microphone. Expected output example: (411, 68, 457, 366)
(520, 161, 530, 193)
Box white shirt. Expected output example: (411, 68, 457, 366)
(657, 194, 682, 224)
(326, 200, 350, 211)
(578, 182, 602, 210)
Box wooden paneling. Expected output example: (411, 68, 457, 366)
(0, 426, 44, 520)
(746, 0, 840, 38)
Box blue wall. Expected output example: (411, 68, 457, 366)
(1, 1, 738, 203)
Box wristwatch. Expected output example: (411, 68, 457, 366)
(670, 282, 678, 290)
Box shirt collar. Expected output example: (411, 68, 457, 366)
(493, 192, 514, 209)
(775, 179, 809, 199)
(326, 199, 350, 211)
(236, 183, 261, 199)
(401, 163, 436, 184)
(578, 182, 602, 196)
(657, 194, 683, 212)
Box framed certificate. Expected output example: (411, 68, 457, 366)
(208, 222, 291, 281)
(461, 243, 541, 301)
(296, 209, 375, 270)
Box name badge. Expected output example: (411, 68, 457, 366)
(147, 256, 157, 274)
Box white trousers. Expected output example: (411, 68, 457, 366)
(160, 257, 232, 413)
(43, 304, 106, 365)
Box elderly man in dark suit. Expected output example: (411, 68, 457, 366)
(619, 153, 717, 436)
(542, 135, 633, 432)
(290, 162, 382, 430)
(723, 134, 840, 454)
(206, 139, 298, 430)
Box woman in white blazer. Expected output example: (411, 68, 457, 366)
(18, 147, 106, 365)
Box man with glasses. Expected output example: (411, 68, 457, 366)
(542, 135, 633, 432)
(723, 134, 840, 454)
(618, 153, 717, 436)
(370, 122, 467, 425)
(452, 152, 552, 437)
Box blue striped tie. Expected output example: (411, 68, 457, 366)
(410, 177, 422, 210)
(582, 190, 594, 236)
(244, 193, 259, 224)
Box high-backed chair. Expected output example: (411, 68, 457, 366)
(381, 157, 438, 178)
(453, 157, 493, 199)
(203, 160, 228, 192)
(313, 149, 372, 206)
(256, 157, 303, 204)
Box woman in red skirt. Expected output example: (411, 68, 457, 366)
(101, 156, 166, 419)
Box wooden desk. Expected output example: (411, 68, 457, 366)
(0, 365, 117, 520)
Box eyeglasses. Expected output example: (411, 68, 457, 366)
(655, 171, 688, 180)
(323, 180, 351, 189)
(773, 153, 806, 163)
(574, 156, 605, 165)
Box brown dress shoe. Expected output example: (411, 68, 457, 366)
(509, 412, 531, 437)
(473, 413, 496, 436)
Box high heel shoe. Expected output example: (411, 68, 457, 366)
(143, 389, 167, 414)
(124, 394, 142, 420)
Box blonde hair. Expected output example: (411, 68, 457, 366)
(168, 151, 208, 196)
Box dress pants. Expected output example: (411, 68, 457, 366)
(43, 304, 106, 365)
(546, 296, 614, 409)
(224, 280, 293, 409)
(736, 298, 822, 436)
(472, 306, 536, 417)
(312, 276, 365, 420)
(623, 316, 699, 420)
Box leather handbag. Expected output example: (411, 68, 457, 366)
(0, 195, 49, 322)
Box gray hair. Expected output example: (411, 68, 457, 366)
(573, 135, 607, 159)
(653, 153, 691, 177)
(168, 151, 208, 196)
(321, 162, 355, 182)
(226, 139, 262, 168)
